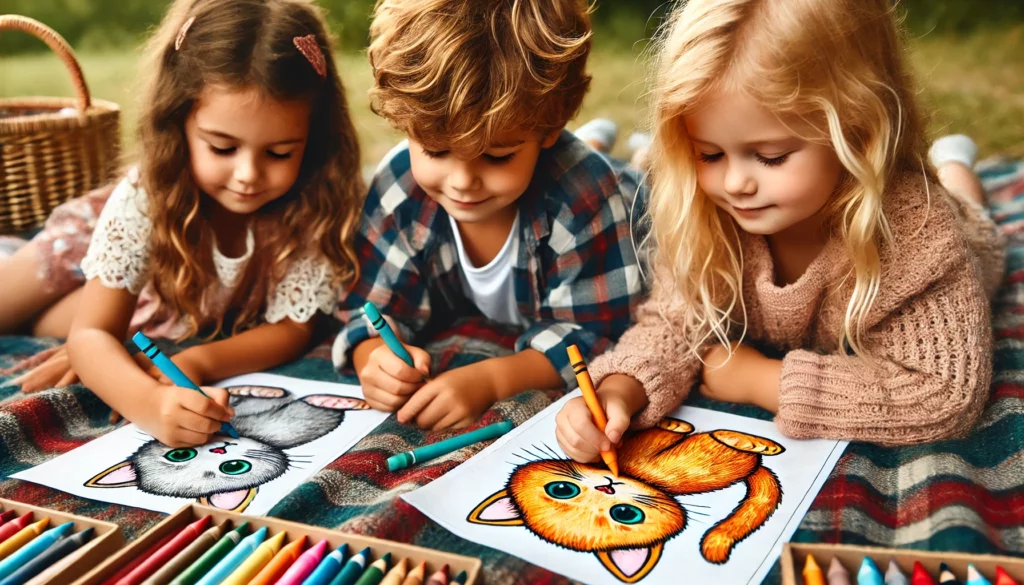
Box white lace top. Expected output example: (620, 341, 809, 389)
(80, 175, 337, 326)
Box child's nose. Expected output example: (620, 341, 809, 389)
(448, 162, 478, 192)
(233, 153, 260, 186)
(723, 162, 756, 197)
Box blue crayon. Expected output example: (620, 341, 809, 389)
(133, 331, 240, 439)
(0, 522, 75, 581)
(195, 526, 268, 585)
(0, 527, 94, 585)
(328, 547, 370, 585)
(302, 544, 349, 585)
(967, 564, 992, 585)
(859, 557, 885, 585)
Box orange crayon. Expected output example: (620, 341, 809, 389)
(247, 535, 307, 585)
(566, 345, 619, 476)
(802, 554, 825, 585)
(401, 561, 427, 585)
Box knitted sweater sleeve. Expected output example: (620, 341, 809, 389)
(776, 257, 992, 446)
(589, 271, 704, 428)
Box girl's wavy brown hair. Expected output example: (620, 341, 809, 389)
(367, 0, 593, 155)
(135, 0, 363, 339)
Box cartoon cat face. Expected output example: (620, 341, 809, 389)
(132, 438, 286, 499)
(470, 459, 684, 582)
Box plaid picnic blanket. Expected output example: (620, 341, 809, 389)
(1, 160, 1024, 585)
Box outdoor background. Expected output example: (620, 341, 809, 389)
(2, 0, 1022, 168)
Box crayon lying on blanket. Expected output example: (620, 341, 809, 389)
(301, 543, 348, 585)
(912, 562, 937, 585)
(142, 522, 226, 585)
(859, 558, 884, 585)
(353, 553, 391, 585)
(132, 331, 240, 439)
(0, 522, 74, 581)
(829, 558, 851, 585)
(967, 564, 993, 585)
(996, 567, 1020, 585)
(0, 526, 94, 585)
(387, 421, 513, 471)
(169, 521, 249, 585)
(328, 546, 370, 585)
(220, 531, 285, 585)
(886, 560, 909, 585)
(248, 535, 307, 585)
(803, 554, 825, 585)
(0, 519, 49, 561)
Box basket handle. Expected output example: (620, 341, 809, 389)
(0, 14, 92, 112)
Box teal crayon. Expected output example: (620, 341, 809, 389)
(387, 421, 513, 471)
(0, 522, 74, 581)
(132, 331, 239, 439)
(967, 565, 992, 585)
(0, 527, 94, 585)
(328, 547, 370, 585)
(859, 558, 884, 585)
(886, 560, 909, 585)
(452, 571, 467, 585)
(362, 302, 427, 381)
(301, 544, 348, 585)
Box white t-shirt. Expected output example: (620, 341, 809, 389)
(80, 174, 337, 327)
(448, 214, 525, 327)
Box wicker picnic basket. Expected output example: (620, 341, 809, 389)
(0, 15, 120, 235)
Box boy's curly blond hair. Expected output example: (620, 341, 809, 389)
(368, 0, 592, 155)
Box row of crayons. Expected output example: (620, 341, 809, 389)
(803, 554, 1020, 585)
(100, 516, 467, 585)
(0, 509, 96, 585)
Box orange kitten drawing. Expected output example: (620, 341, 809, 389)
(469, 419, 785, 583)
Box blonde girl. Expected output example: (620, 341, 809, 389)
(556, 0, 1005, 459)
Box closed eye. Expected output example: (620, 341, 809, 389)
(422, 149, 449, 159)
(210, 145, 236, 156)
(756, 153, 790, 167)
(698, 152, 723, 163)
(267, 150, 292, 160)
(483, 153, 516, 165)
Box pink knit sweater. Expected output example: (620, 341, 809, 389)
(590, 172, 1006, 446)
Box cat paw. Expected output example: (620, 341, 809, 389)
(700, 532, 736, 564)
(303, 395, 370, 410)
(657, 419, 694, 434)
(711, 430, 784, 456)
(226, 385, 287, 399)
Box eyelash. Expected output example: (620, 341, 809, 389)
(697, 152, 790, 167)
(421, 149, 516, 165)
(209, 145, 292, 160)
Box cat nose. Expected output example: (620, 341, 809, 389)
(595, 485, 615, 495)
(209, 447, 227, 454)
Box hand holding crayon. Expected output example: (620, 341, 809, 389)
(565, 345, 619, 476)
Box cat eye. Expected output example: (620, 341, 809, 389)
(609, 504, 645, 525)
(164, 448, 197, 463)
(219, 460, 252, 476)
(544, 481, 581, 499)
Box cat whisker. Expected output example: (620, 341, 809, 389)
(521, 446, 546, 462)
(673, 499, 712, 508)
(681, 507, 711, 517)
(539, 443, 564, 460)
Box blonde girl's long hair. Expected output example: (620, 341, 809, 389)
(646, 0, 930, 357)
(135, 0, 364, 339)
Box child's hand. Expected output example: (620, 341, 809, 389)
(700, 343, 782, 412)
(555, 374, 643, 463)
(140, 346, 210, 386)
(396, 363, 495, 430)
(11, 345, 78, 393)
(356, 340, 431, 413)
(131, 383, 235, 448)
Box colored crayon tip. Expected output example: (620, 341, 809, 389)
(940, 563, 962, 585)
(887, 559, 910, 585)
(996, 567, 1019, 585)
(913, 561, 937, 585)
(382, 552, 392, 564)
(829, 558, 851, 585)
(234, 521, 251, 534)
(453, 570, 468, 585)
(859, 557, 884, 585)
(967, 564, 992, 585)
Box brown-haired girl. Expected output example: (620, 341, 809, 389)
(0, 0, 364, 448)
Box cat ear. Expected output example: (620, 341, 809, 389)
(596, 543, 664, 583)
(198, 488, 258, 512)
(302, 395, 371, 411)
(85, 461, 138, 488)
(467, 490, 523, 526)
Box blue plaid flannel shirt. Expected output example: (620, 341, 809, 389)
(332, 130, 644, 385)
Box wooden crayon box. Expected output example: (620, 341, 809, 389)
(0, 497, 123, 585)
(781, 542, 1024, 584)
(74, 503, 483, 585)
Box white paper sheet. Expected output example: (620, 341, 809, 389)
(13, 373, 388, 515)
(404, 392, 846, 584)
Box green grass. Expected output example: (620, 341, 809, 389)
(1, 28, 1021, 164)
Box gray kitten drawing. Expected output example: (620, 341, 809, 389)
(84, 385, 369, 512)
